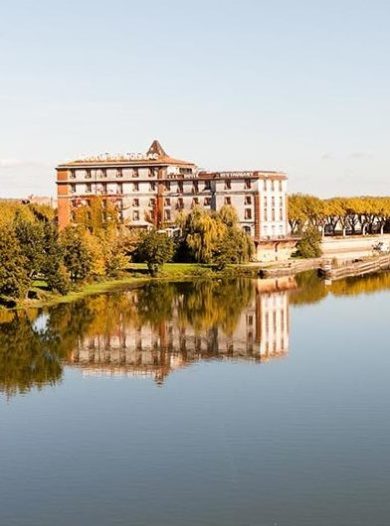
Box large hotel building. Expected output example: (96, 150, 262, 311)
(56, 141, 290, 258)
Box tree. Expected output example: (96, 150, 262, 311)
(0, 227, 29, 299)
(73, 196, 121, 235)
(180, 207, 226, 263)
(212, 228, 254, 269)
(41, 223, 70, 294)
(218, 204, 239, 228)
(294, 226, 322, 258)
(137, 230, 174, 276)
(14, 217, 45, 279)
(60, 227, 94, 282)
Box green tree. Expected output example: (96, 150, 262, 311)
(0, 227, 30, 299)
(43, 223, 71, 294)
(212, 228, 254, 269)
(294, 226, 322, 258)
(60, 227, 94, 281)
(137, 229, 174, 275)
(14, 217, 45, 279)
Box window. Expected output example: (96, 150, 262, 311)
(133, 182, 139, 191)
(86, 183, 92, 193)
(245, 208, 252, 220)
(272, 209, 276, 221)
(271, 180, 275, 191)
(224, 197, 231, 205)
(177, 182, 183, 193)
(133, 198, 139, 207)
(70, 184, 76, 194)
(279, 180, 283, 192)
(165, 198, 171, 206)
(165, 181, 171, 191)
(149, 198, 155, 207)
(243, 225, 251, 235)
(247, 315, 254, 327)
(263, 179, 267, 191)
(279, 207, 284, 221)
(245, 179, 251, 189)
(192, 197, 199, 207)
(117, 183, 123, 194)
(133, 169, 139, 178)
(204, 197, 211, 206)
(85, 170, 92, 179)
(116, 169, 123, 178)
(224, 180, 231, 190)
(164, 209, 171, 221)
(192, 182, 198, 194)
(204, 180, 211, 190)
(132, 210, 140, 221)
(149, 182, 156, 191)
(69, 170, 76, 179)
(244, 195, 252, 205)
(177, 198, 184, 209)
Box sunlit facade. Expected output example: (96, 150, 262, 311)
(56, 140, 288, 244)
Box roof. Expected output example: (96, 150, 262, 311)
(57, 140, 195, 169)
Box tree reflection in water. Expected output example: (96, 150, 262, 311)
(2, 271, 390, 396)
(0, 311, 63, 398)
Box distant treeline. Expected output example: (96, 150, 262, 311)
(288, 194, 390, 235)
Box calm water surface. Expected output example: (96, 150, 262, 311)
(1, 274, 390, 526)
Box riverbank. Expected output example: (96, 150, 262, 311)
(9, 263, 260, 310)
(7, 255, 390, 311)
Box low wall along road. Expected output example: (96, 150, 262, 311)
(322, 234, 390, 260)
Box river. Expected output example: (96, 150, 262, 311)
(1, 273, 390, 526)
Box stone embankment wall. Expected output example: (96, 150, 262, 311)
(320, 254, 390, 281)
(257, 234, 390, 263)
(322, 234, 390, 260)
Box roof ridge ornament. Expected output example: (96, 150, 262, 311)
(147, 140, 167, 158)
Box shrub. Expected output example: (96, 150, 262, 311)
(294, 227, 322, 258)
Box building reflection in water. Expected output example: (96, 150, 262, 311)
(68, 278, 295, 384)
(3, 271, 390, 397)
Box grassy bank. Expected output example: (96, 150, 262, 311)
(13, 263, 259, 310)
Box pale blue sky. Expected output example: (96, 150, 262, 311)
(1, 0, 389, 197)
